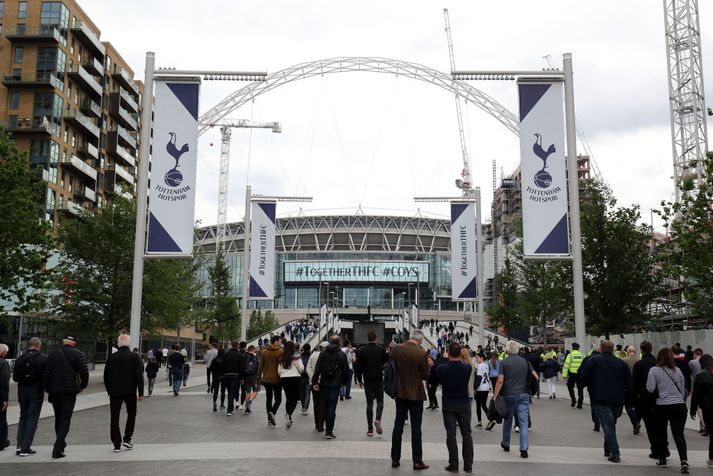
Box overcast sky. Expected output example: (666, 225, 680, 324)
(82, 0, 713, 231)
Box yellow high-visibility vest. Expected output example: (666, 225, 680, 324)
(562, 350, 584, 378)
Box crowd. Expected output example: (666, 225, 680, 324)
(2, 326, 713, 474)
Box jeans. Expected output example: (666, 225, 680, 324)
(322, 385, 341, 433)
(341, 369, 354, 397)
(110, 395, 137, 447)
(224, 374, 240, 413)
(51, 395, 77, 453)
(364, 381, 384, 429)
(594, 403, 622, 456)
(171, 368, 183, 395)
(625, 403, 640, 427)
(391, 398, 424, 464)
(182, 372, 189, 386)
(502, 394, 530, 451)
(442, 405, 474, 469)
(263, 382, 282, 416)
(299, 378, 311, 411)
(653, 403, 688, 463)
(16, 386, 43, 450)
(427, 384, 438, 408)
(147, 378, 156, 396)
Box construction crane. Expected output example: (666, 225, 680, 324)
(663, 0, 708, 201)
(443, 8, 472, 192)
(206, 119, 282, 249)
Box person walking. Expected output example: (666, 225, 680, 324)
(257, 335, 284, 427)
(103, 335, 144, 452)
(210, 348, 226, 412)
(580, 340, 632, 464)
(299, 344, 312, 415)
(541, 354, 559, 399)
(390, 329, 429, 470)
(487, 352, 500, 391)
(167, 345, 185, 396)
(690, 354, 713, 467)
(647, 347, 689, 473)
(312, 335, 349, 439)
(43, 335, 89, 459)
(474, 352, 490, 427)
(241, 345, 259, 414)
(356, 330, 388, 436)
(633, 341, 660, 459)
(205, 342, 218, 393)
(426, 356, 439, 411)
(622, 345, 642, 434)
(12, 337, 48, 456)
(145, 357, 158, 396)
(222, 341, 242, 416)
(307, 342, 328, 432)
(340, 340, 356, 401)
(437, 342, 474, 473)
(689, 348, 706, 434)
(0, 344, 9, 452)
(562, 342, 585, 408)
(492, 340, 538, 459)
(278, 341, 304, 429)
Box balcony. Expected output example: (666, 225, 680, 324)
(80, 98, 101, 119)
(67, 65, 102, 98)
(2, 72, 64, 90)
(77, 140, 99, 161)
(59, 200, 83, 216)
(75, 185, 97, 203)
(109, 125, 137, 150)
(83, 57, 104, 77)
(111, 67, 140, 96)
(106, 134, 136, 168)
(117, 88, 139, 112)
(60, 155, 98, 182)
(108, 97, 138, 131)
(32, 167, 51, 182)
(63, 109, 100, 141)
(107, 163, 135, 185)
(6, 117, 54, 135)
(69, 22, 105, 59)
(5, 25, 64, 44)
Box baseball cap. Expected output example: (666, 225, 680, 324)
(63, 335, 77, 342)
(319, 341, 328, 349)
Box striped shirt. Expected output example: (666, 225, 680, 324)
(646, 366, 686, 406)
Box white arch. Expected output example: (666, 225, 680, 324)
(199, 56, 519, 136)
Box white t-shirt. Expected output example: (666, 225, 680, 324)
(341, 347, 354, 370)
(162, 348, 169, 357)
(476, 362, 490, 392)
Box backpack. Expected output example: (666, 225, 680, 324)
(15, 353, 39, 385)
(244, 354, 258, 376)
(383, 360, 398, 399)
(321, 352, 340, 380)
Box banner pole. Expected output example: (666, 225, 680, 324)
(476, 187, 485, 349)
(129, 52, 155, 349)
(564, 53, 586, 345)
(240, 185, 251, 342)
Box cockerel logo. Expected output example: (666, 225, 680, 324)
(532, 133, 556, 189)
(164, 132, 190, 187)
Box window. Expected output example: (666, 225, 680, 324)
(10, 68, 21, 79)
(18, 1, 26, 19)
(7, 115, 18, 129)
(13, 46, 23, 64)
(32, 92, 63, 135)
(0, 2, 4, 18)
(8, 91, 20, 110)
(71, 131, 76, 148)
(40, 2, 69, 30)
(63, 127, 68, 142)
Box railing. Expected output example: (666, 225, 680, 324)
(68, 65, 102, 96)
(117, 106, 138, 130)
(3, 72, 64, 91)
(112, 66, 139, 95)
(64, 109, 100, 138)
(119, 88, 139, 112)
(80, 98, 101, 118)
(70, 21, 105, 56)
(4, 25, 65, 45)
(113, 124, 137, 149)
(77, 140, 99, 160)
(60, 154, 98, 181)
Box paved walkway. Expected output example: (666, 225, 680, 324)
(0, 375, 710, 476)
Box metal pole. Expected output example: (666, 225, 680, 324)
(563, 53, 586, 345)
(16, 314, 24, 358)
(476, 187, 485, 349)
(129, 52, 155, 349)
(240, 185, 251, 342)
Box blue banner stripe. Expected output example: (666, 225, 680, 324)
(166, 83, 199, 121)
(147, 212, 182, 252)
(534, 213, 569, 254)
(458, 277, 477, 299)
(258, 202, 276, 225)
(450, 203, 468, 224)
(519, 83, 551, 122)
(249, 276, 267, 298)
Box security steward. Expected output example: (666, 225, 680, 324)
(562, 342, 584, 408)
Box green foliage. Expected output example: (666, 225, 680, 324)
(207, 245, 240, 341)
(247, 308, 279, 340)
(0, 126, 53, 316)
(143, 257, 202, 335)
(486, 251, 523, 337)
(657, 151, 713, 320)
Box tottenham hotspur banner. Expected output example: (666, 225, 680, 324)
(146, 80, 200, 255)
(249, 201, 276, 300)
(518, 80, 570, 257)
(450, 202, 477, 301)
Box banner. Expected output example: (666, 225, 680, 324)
(248, 201, 276, 299)
(518, 81, 570, 257)
(411, 304, 419, 327)
(319, 304, 327, 329)
(334, 316, 341, 333)
(328, 311, 334, 331)
(283, 261, 429, 283)
(450, 202, 477, 301)
(147, 80, 200, 255)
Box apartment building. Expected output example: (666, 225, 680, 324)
(0, 0, 141, 225)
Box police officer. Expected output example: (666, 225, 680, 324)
(562, 343, 584, 408)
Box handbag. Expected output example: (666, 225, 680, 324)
(59, 348, 82, 394)
(661, 367, 688, 412)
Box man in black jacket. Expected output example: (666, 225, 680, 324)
(43, 335, 89, 459)
(12, 337, 48, 456)
(222, 341, 242, 416)
(356, 331, 388, 436)
(103, 335, 144, 452)
(312, 335, 349, 440)
(632, 340, 664, 459)
(580, 347, 601, 431)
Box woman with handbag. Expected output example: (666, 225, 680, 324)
(646, 347, 689, 473)
(690, 354, 713, 468)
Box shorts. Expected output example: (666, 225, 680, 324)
(242, 375, 257, 393)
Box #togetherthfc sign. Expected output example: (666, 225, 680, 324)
(450, 202, 477, 301)
(248, 201, 276, 300)
(146, 80, 200, 255)
(518, 80, 570, 257)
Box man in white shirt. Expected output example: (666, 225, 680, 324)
(204, 343, 218, 393)
(340, 341, 355, 400)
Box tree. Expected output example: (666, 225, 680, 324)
(657, 151, 713, 320)
(207, 245, 240, 341)
(486, 251, 523, 338)
(247, 308, 279, 340)
(0, 126, 53, 317)
(143, 258, 202, 336)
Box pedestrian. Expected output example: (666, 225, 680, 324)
(103, 334, 144, 453)
(562, 342, 584, 408)
(459, 348, 476, 402)
(222, 341, 241, 416)
(182, 361, 190, 387)
(241, 345, 259, 414)
(690, 354, 713, 467)
(210, 348, 226, 412)
(633, 341, 659, 459)
(312, 335, 349, 440)
(43, 335, 89, 459)
(168, 344, 185, 396)
(390, 329, 429, 470)
(473, 352, 490, 429)
(647, 347, 689, 473)
(0, 343, 9, 453)
(307, 342, 328, 432)
(299, 344, 312, 415)
(488, 352, 500, 391)
(145, 357, 158, 396)
(205, 342, 218, 393)
(492, 340, 538, 459)
(257, 335, 284, 427)
(426, 356, 439, 411)
(340, 340, 355, 400)
(278, 341, 304, 429)
(541, 354, 559, 399)
(621, 345, 642, 434)
(437, 342, 474, 473)
(689, 348, 706, 434)
(356, 330, 388, 437)
(12, 337, 48, 456)
(580, 340, 632, 464)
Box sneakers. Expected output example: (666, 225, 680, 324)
(227, 412, 233, 416)
(286, 414, 293, 429)
(213, 405, 217, 412)
(634, 423, 641, 435)
(325, 433, 336, 439)
(475, 422, 483, 429)
(374, 420, 383, 435)
(220, 404, 226, 410)
(571, 401, 576, 407)
(444, 465, 459, 473)
(681, 461, 689, 474)
(500, 442, 510, 452)
(113, 447, 121, 453)
(608, 455, 621, 463)
(520, 450, 528, 459)
(18, 449, 36, 457)
(553, 393, 556, 399)
(486, 420, 496, 431)
(515, 426, 520, 433)
(51, 450, 66, 459)
(122, 440, 133, 450)
(367, 429, 374, 437)
(268, 412, 276, 426)
(656, 459, 668, 468)
(245, 406, 252, 414)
